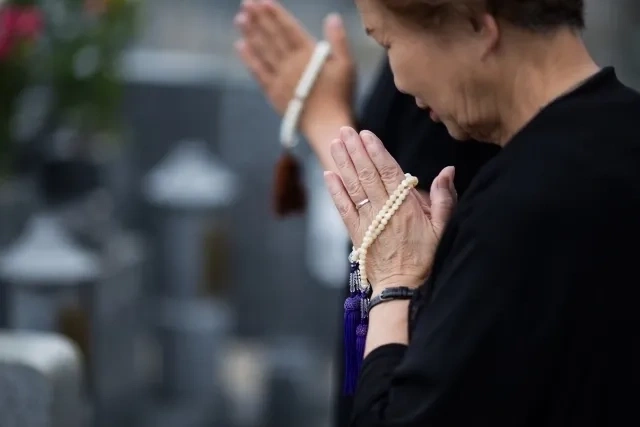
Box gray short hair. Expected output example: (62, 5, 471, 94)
(378, 0, 585, 32)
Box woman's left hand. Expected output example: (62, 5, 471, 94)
(324, 127, 458, 294)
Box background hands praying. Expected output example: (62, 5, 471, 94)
(234, 0, 356, 138)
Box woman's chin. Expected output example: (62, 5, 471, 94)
(426, 108, 471, 140)
(449, 132, 472, 141)
(443, 122, 471, 141)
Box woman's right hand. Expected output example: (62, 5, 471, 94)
(234, 0, 356, 136)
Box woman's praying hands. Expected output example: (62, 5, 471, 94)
(325, 126, 457, 297)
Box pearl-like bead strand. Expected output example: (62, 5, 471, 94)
(351, 173, 419, 289)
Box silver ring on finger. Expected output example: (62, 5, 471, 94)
(355, 198, 370, 210)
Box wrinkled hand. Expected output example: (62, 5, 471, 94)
(324, 127, 457, 294)
(234, 0, 355, 134)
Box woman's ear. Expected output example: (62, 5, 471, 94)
(476, 13, 500, 58)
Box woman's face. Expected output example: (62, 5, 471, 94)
(356, 0, 498, 141)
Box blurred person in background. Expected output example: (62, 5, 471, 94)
(233, 1, 498, 426)
(320, 0, 640, 425)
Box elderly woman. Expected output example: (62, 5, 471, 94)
(324, 0, 640, 426)
(233, 2, 499, 425)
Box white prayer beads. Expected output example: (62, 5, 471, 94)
(279, 41, 332, 149)
(350, 173, 419, 288)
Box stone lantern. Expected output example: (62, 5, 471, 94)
(0, 212, 145, 427)
(0, 213, 100, 331)
(143, 139, 237, 402)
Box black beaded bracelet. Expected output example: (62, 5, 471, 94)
(367, 287, 415, 312)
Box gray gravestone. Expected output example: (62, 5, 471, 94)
(0, 331, 84, 427)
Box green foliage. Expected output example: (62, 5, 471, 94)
(43, 0, 139, 133)
(0, 0, 140, 176)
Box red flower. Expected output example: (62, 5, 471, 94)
(0, 6, 43, 61)
(0, 8, 18, 59)
(15, 7, 43, 38)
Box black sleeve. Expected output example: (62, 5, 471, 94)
(349, 197, 581, 426)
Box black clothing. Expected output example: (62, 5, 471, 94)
(351, 67, 640, 427)
(334, 60, 499, 427)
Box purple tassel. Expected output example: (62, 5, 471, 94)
(356, 287, 370, 373)
(355, 322, 368, 373)
(343, 292, 361, 395)
(342, 255, 370, 395)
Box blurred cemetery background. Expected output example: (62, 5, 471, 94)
(0, 1, 639, 427)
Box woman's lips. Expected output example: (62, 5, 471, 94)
(415, 98, 440, 122)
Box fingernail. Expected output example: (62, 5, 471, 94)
(235, 13, 247, 25)
(326, 13, 342, 27)
(323, 171, 332, 177)
(448, 165, 456, 179)
(340, 126, 356, 140)
(436, 175, 448, 190)
(360, 130, 374, 144)
(330, 138, 344, 156)
(447, 167, 456, 191)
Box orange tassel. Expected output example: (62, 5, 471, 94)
(273, 150, 306, 216)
